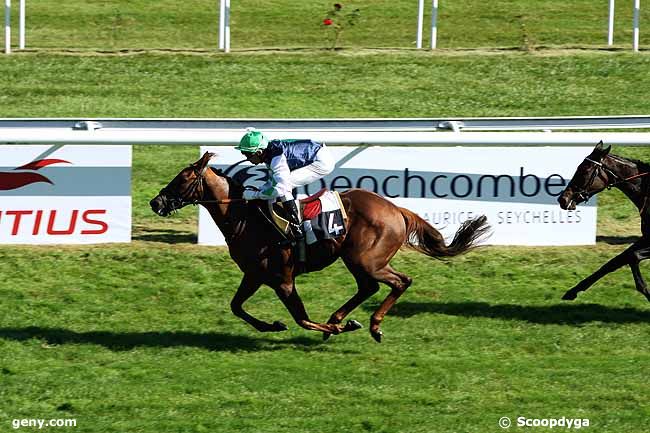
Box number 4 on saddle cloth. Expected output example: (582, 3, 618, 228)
(268, 189, 348, 245)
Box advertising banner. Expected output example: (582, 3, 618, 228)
(198, 146, 595, 246)
(0, 145, 131, 244)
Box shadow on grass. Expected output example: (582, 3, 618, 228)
(132, 228, 197, 244)
(363, 301, 650, 325)
(0, 327, 335, 352)
(596, 235, 640, 245)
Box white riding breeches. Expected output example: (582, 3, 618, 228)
(288, 145, 336, 189)
(256, 145, 336, 201)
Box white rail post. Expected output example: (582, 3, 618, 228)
(608, 0, 615, 45)
(18, 0, 23, 49)
(430, 0, 438, 49)
(224, 0, 230, 53)
(633, 0, 640, 52)
(218, 0, 225, 50)
(416, 0, 424, 49)
(4, 0, 9, 54)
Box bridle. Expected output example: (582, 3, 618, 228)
(572, 157, 616, 203)
(159, 159, 251, 213)
(158, 164, 209, 213)
(573, 156, 650, 204)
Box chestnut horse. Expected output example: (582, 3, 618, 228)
(559, 141, 650, 302)
(150, 152, 490, 342)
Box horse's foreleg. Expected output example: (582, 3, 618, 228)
(273, 282, 361, 336)
(231, 274, 288, 333)
(368, 266, 412, 343)
(563, 241, 643, 301)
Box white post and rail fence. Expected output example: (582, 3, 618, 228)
(3, 1, 641, 53)
(0, 116, 649, 246)
(2, 116, 650, 145)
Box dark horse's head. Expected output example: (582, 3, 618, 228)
(150, 152, 215, 217)
(558, 141, 612, 210)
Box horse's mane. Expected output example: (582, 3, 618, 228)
(209, 166, 226, 177)
(209, 167, 244, 192)
(609, 153, 650, 174)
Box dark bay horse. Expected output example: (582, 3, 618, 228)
(559, 141, 650, 302)
(150, 152, 490, 342)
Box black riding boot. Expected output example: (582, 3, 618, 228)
(282, 199, 306, 265)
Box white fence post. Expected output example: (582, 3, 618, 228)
(633, 0, 640, 52)
(608, 0, 615, 45)
(18, 0, 24, 49)
(416, 0, 424, 49)
(4, 0, 10, 54)
(218, 0, 225, 50)
(430, 0, 438, 49)
(224, 0, 230, 53)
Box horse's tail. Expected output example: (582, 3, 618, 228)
(400, 208, 491, 258)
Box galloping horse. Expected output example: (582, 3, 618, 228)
(559, 141, 650, 302)
(150, 152, 490, 342)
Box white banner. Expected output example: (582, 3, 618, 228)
(0, 145, 131, 244)
(199, 146, 596, 246)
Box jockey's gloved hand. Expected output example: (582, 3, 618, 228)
(243, 190, 260, 201)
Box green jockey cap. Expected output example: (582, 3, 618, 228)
(237, 128, 268, 152)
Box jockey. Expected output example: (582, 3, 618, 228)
(236, 128, 335, 261)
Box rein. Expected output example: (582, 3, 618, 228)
(583, 157, 650, 189)
(190, 198, 247, 205)
(608, 171, 650, 188)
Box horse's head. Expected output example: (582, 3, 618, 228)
(150, 152, 215, 217)
(558, 141, 612, 210)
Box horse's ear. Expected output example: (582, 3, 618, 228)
(195, 152, 215, 170)
(594, 140, 611, 154)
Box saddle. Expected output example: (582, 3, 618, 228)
(268, 189, 348, 244)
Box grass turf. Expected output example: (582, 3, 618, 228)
(1, 242, 650, 432)
(2, 52, 650, 119)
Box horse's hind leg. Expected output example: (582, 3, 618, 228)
(629, 245, 650, 302)
(562, 241, 642, 300)
(273, 281, 363, 336)
(368, 265, 412, 343)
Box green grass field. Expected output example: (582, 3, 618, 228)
(2, 1, 650, 432)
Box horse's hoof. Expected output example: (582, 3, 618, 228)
(272, 321, 289, 331)
(344, 320, 363, 332)
(562, 290, 577, 301)
(323, 332, 331, 341)
(371, 330, 383, 343)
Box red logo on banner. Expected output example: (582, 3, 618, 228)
(0, 159, 70, 191)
